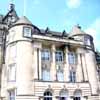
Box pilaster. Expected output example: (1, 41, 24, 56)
(64, 46, 69, 82)
(76, 48, 83, 82)
(33, 47, 38, 79)
(51, 44, 56, 81)
(81, 54, 88, 82)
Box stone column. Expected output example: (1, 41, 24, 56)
(33, 47, 38, 79)
(85, 50, 98, 94)
(51, 44, 56, 81)
(64, 46, 69, 82)
(81, 54, 88, 82)
(38, 48, 42, 80)
(76, 48, 83, 82)
(33, 42, 42, 80)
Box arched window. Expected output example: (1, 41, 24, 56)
(73, 90, 82, 100)
(59, 90, 68, 100)
(44, 91, 52, 100)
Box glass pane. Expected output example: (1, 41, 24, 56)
(24, 27, 31, 37)
(56, 51, 63, 62)
(9, 90, 15, 100)
(70, 70, 76, 82)
(41, 49, 50, 61)
(42, 69, 50, 81)
(57, 70, 64, 81)
(68, 53, 77, 64)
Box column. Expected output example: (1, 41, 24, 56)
(85, 50, 98, 94)
(76, 49, 83, 82)
(33, 47, 38, 79)
(81, 54, 88, 82)
(38, 48, 42, 80)
(51, 44, 56, 81)
(64, 46, 69, 82)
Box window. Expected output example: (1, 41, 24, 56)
(42, 64, 50, 81)
(70, 69, 76, 82)
(41, 49, 50, 61)
(10, 43, 17, 59)
(68, 53, 77, 64)
(73, 97, 81, 100)
(44, 91, 52, 100)
(55, 51, 63, 62)
(8, 90, 15, 100)
(23, 27, 32, 37)
(73, 90, 82, 100)
(56, 65, 64, 81)
(8, 63, 16, 81)
(84, 36, 90, 45)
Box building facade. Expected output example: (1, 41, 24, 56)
(0, 3, 100, 100)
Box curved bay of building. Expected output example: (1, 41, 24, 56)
(0, 3, 100, 100)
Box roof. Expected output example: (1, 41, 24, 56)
(69, 25, 86, 36)
(14, 16, 32, 25)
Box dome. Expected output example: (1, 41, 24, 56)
(69, 25, 86, 37)
(14, 16, 32, 25)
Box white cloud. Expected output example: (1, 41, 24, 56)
(85, 18, 100, 50)
(66, 0, 82, 9)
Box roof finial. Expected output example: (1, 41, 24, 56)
(9, 0, 15, 11)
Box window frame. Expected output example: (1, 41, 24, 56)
(44, 91, 52, 100)
(55, 50, 63, 62)
(68, 52, 77, 64)
(8, 63, 16, 82)
(8, 90, 15, 100)
(69, 69, 76, 83)
(41, 49, 51, 61)
(56, 65, 64, 82)
(23, 26, 32, 38)
(42, 64, 50, 81)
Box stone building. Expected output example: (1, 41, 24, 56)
(0, 3, 100, 100)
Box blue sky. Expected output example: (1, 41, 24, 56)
(0, 0, 100, 50)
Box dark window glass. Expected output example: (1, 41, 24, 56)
(55, 51, 63, 62)
(41, 49, 50, 61)
(70, 70, 76, 82)
(73, 97, 81, 100)
(44, 91, 52, 100)
(68, 53, 77, 64)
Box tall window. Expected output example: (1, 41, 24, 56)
(41, 49, 50, 61)
(69, 69, 76, 82)
(68, 53, 77, 64)
(84, 36, 90, 45)
(23, 27, 32, 37)
(56, 65, 64, 81)
(8, 90, 15, 100)
(44, 91, 52, 100)
(55, 51, 63, 62)
(42, 64, 50, 81)
(8, 63, 16, 81)
(10, 43, 17, 59)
